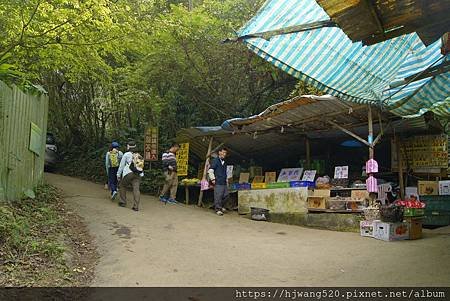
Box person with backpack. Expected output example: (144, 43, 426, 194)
(105, 141, 123, 200)
(117, 141, 145, 211)
(159, 143, 180, 204)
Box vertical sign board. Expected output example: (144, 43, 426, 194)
(144, 127, 158, 161)
(176, 143, 189, 176)
(29, 122, 42, 156)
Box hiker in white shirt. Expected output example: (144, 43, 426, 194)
(117, 141, 144, 211)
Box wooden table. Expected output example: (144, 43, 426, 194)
(183, 183, 200, 205)
(308, 208, 363, 213)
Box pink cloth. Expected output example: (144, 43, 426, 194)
(200, 180, 210, 191)
(366, 175, 378, 193)
(366, 159, 378, 173)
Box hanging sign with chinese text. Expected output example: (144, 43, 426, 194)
(144, 127, 158, 161)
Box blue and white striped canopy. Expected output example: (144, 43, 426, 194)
(238, 0, 450, 117)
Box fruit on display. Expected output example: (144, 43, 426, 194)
(181, 178, 200, 185)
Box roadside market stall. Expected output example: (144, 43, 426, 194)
(210, 0, 450, 239)
(176, 94, 450, 237)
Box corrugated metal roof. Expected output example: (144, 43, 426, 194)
(317, 0, 450, 46)
(176, 95, 430, 164)
(221, 95, 369, 133)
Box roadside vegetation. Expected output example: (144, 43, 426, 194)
(0, 185, 97, 286)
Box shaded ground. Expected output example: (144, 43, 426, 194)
(46, 173, 450, 287)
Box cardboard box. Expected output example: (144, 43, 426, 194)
(239, 173, 250, 184)
(374, 222, 409, 241)
(264, 172, 277, 183)
(360, 220, 377, 237)
(405, 217, 423, 240)
(439, 180, 450, 195)
(309, 189, 331, 197)
(252, 176, 265, 183)
(307, 196, 327, 209)
(351, 189, 369, 201)
(418, 181, 439, 196)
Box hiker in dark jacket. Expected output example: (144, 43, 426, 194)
(208, 147, 229, 216)
(159, 143, 180, 204)
(105, 141, 123, 200)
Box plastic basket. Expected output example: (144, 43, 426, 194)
(267, 182, 290, 189)
(251, 183, 267, 189)
(290, 181, 315, 188)
(363, 208, 381, 221)
(232, 183, 251, 190)
(404, 208, 425, 217)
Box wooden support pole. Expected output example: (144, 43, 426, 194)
(197, 137, 213, 207)
(184, 184, 189, 205)
(305, 136, 311, 169)
(327, 120, 370, 147)
(396, 137, 405, 200)
(208, 142, 225, 158)
(368, 105, 374, 160)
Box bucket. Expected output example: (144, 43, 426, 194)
(250, 207, 270, 221)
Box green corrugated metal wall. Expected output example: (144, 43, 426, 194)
(0, 81, 49, 201)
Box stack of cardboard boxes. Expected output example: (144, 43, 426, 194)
(360, 202, 424, 242)
(360, 220, 410, 241)
(418, 180, 450, 196)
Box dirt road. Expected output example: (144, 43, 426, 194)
(46, 173, 450, 287)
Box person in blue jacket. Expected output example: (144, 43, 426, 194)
(105, 141, 123, 200)
(208, 147, 229, 216)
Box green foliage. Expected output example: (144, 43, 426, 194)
(2, 0, 316, 185)
(289, 81, 324, 98)
(0, 54, 24, 81)
(0, 185, 65, 263)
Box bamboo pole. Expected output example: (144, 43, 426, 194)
(368, 105, 374, 159)
(197, 137, 213, 207)
(396, 137, 405, 200)
(327, 120, 370, 146)
(305, 136, 311, 169)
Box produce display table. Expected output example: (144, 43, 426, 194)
(238, 187, 308, 214)
(180, 183, 238, 206)
(308, 208, 363, 213)
(182, 183, 200, 205)
(307, 187, 368, 213)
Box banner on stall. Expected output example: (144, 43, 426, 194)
(391, 134, 448, 169)
(176, 143, 189, 176)
(144, 127, 158, 161)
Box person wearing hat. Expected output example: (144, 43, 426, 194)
(117, 141, 144, 211)
(105, 141, 123, 200)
